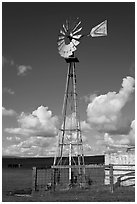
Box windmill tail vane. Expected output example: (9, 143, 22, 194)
(89, 20, 107, 37)
(80, 20, 107, 37)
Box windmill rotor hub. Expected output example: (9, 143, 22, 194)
(57, 18, 82, 58)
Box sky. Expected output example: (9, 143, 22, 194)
(2, 2, 135, 157)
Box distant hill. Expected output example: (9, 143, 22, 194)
(2, 155, 104, 169)
(2, 155, 20, 158)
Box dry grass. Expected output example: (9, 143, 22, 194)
(2, 168, 135, 202)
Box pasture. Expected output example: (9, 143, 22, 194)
(2, 167, 135, 202)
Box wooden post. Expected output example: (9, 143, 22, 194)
(109, 164, 114, 193)
(32, 167, 37, 194)
(117, 177, 121, 187)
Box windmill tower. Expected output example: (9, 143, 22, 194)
(53, 17, 107, 186)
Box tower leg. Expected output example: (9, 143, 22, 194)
(69, 143, 72, 183)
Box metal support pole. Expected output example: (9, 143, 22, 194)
(69, 142, 72, 182)
(60, 63, 71, 162)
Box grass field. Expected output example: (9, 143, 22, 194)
(2, 168, 135, 202)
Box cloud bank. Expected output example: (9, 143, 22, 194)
(2, 107, 17, 116)
(5, 106, 59, 137)
(3, 75, 135, 156)
(104, 119, 135, 150)
(87, 76, 135, 133)
(3, 136, 57, 157)
(17, 65, 32, 76)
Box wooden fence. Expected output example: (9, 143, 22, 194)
(32, 164, 135, 194)
(105, 164, 135, 193)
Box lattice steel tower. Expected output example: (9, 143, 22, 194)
(53, 17, 107, 184)
(53, 54, 85, 180)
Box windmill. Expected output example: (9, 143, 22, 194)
(52, 17, 107, 187)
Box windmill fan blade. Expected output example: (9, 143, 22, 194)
(57, 39, 65, 46)
(64, 44, 71, 52)
(58, 41, 65, 50)
(72, 27, 82, 35)
(73, 34, 82, 39)
(70, 42, 77, 51)
(66, 20, 69, 30)
(72, 39, 80, 46)
(59, 42, 77, 58)
(59, 49, 72, 58)
(60, 29, 65, 35)
(63, 24, 67, 32)
(72, 21, 81, 32)
(58, 36, 65, 40)
(62, 44, 73, 53)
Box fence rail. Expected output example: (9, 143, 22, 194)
(105, 164, 135, 193)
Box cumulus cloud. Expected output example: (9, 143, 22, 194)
(84, 93, 97, 103)
(87, 76, 135, 133)
(104, 119, 135, 150)
(59, 113, 91, 143)
(81, 120, 92, 132)
(5, 128, 36, 136)
(2, 56, 32, 76)
(6, 137, 13, 141)
(5, 106, 59, 137)
(3, 108, 91, 156)
(128, 120, 135, 146)
(64, 113, 77, 130)
(3, 87, 15, 95)
(7, 136, 21, 141)
(15, 137, 54, 149)
(2, 107, 17, 116)
(3, 136, 57, 157)
(64, 113, 91, 132)
(17, 65, 32, 76)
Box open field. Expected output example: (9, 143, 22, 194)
(2, 168, 135, 202)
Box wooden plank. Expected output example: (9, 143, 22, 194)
(121, 176, 135, 182)
(110, 164, 135, 166)
(109, 164, 114, 193)
(51, 165, 85, 169)
(112, 168, 135, 171)
(32, 167, 37, 193)
(105, 174, 134, 177)
(51, 165, 104, 169)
